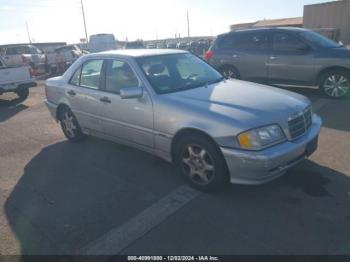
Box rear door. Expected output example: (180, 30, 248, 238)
(267, 31, 316, 85)
(65, 59, 106, 133)
(214, 31, 271, 82)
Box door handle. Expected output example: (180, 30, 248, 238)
(100, 97, 111, 104)
(67, 90, 76, 96)
(269, 56, 278, 60)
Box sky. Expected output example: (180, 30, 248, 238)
(0, 0, 333, 45)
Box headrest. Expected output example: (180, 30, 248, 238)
(148, 64, 165, 75)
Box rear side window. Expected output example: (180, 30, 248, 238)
(70, 67, 82, 86)
(273, 33, 309, 52)
(218, 32, 269, 50)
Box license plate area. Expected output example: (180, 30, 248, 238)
(306, 136, 318, 157)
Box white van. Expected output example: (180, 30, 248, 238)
(89, 34, 117, 53)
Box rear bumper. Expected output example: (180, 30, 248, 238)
(0, 81, 37, 95)
(221, 114, 322, 185)
(45, 100, 58, 121)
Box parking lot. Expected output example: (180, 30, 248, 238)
(0, 81, 350, 256)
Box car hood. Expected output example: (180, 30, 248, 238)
(327, 47, 350, 58)
(167, 79, 310, 129)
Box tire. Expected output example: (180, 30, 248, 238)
(319, 69, 350, 99)
(58, 107, 85, 143)
(174, 134, 229, 192)
(219, 65, 240, 80)
(16, 88, 29, 100)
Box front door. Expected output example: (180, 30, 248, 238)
(267, 32, 316, 86)
(98, 59, 154, 148)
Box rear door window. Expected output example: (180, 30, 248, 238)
(219, 32, 270, 50)
(79, 60, 104, 89)
(273, 33, 309, 52)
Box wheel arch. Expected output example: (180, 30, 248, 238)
(317, 66, 350, 85)
(170, 128, 222, 163)
(218, 64, 241, 79)
(56, 103, 71, 121)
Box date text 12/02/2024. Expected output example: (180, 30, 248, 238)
(127, 256, 220, 261)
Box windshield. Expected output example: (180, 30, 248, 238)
(299, 31, 342, 48)
(136, 53, 224, 94)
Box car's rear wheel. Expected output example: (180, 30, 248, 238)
(319, 70, 350, 99)
(175, 134, 229, 192)
(16, 88, 29, 100)
(219, 65, 240, 80)
(59, 107, 85, 142)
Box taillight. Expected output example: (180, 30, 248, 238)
(21, 55, 28, 65)
(204, 50, 214, 61)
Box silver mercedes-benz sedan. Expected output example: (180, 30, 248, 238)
(45, 49, 322, 191)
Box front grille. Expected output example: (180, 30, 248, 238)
(288, 107, 312, 140)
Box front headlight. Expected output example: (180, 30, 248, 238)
(238, 125, 286, 150)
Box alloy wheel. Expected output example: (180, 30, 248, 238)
(181, 144, 215, 185)
(223, 69, 237, 79)
(323, 74, 349, 98)
(61, 111, 77, 138)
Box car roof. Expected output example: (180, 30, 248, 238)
(95, 49, 188, 58)
(7, 44, 36, 49)
(220, 27, 310, 37)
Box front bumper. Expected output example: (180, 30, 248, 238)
(221, 114, 322, 185)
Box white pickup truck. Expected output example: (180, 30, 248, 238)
(0, 56, 37, 100)
(1, 45, 46, 75)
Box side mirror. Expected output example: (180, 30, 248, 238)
(120, 86, 143, 99)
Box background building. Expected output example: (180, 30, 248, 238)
(230, 17, 303, 31)
(303, 0, 350, 45)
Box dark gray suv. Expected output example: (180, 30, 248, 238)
(205, 27, 350, 99)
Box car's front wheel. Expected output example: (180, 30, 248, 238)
(319, 70, 350, 99)
(59, 107, 85, 142)
(175, 134, 229, 192)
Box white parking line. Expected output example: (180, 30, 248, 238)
(78, 185, 201, 255)
(312, 98, 331, 113)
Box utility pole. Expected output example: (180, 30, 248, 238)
(25, 22, 32, 43)
(80, 0, 89, 43)
(187, 11, 190, 38)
